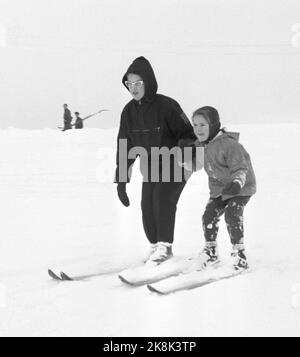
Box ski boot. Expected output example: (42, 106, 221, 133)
(189, 242, 220, 272)
(146, 242, 173, 265)
(231, 245, 249, 271)
(144, 243, 158, 262)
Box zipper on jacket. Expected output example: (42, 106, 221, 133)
(131, 126, 160, 133)
(136, 100, 145, 127)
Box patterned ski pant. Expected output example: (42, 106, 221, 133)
(202, 196, 251, 245)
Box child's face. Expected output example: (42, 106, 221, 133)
(125, 73, 145, 101)
(192, 114, 210, 142)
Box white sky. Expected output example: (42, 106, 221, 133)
(0, 0, 299, 129)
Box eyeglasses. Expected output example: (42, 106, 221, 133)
(125, 80, 144, 89)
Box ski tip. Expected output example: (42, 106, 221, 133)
(118, 274, 134, 286)
(147, 284, 165, 295)
(48, 269, 61, 280)
(60, 272, 73, 281)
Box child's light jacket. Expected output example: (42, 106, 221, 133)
(200, 131, 256, 199)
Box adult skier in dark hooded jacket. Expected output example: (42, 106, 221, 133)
(115, 56, 196, 263)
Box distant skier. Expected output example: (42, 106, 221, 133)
(179, 106, 256, 271)
(63, 104, 72, 131)
(74, 112, 83, 129)
(115, 56, 197, 264)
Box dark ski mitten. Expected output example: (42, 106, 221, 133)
(117, 183, 130, 207)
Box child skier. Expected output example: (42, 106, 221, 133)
(181, 106, 256, 271)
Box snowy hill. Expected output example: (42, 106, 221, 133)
(0, 124, 299, 337)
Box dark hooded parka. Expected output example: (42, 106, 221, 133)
(115, 56, 196, 183)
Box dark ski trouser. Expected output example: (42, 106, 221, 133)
(64, 121, 72, 131)
(202, 195, 251, 245)
(141, 181, 187, 244)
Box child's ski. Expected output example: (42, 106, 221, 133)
(147, 266, 249, 295)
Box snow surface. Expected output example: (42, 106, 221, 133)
(0, 124, 300, 337)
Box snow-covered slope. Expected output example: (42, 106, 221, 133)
(0, 124, 299, 337)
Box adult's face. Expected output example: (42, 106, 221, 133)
(125, 73, 145, 101)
